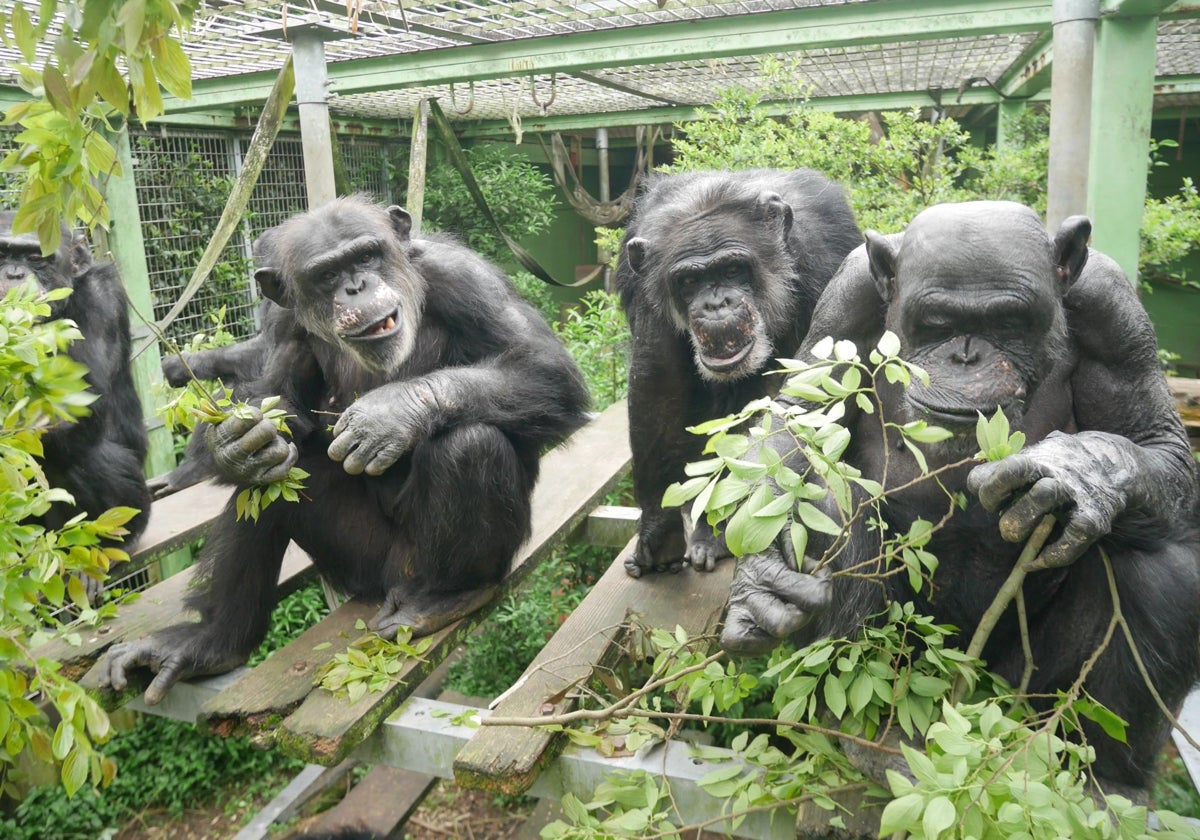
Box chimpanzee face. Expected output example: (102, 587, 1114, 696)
(866, 202, 1089, 457)
(255, 198, 426, 374)
(0, 211, 92, 317)
(624, 191, 797, 383)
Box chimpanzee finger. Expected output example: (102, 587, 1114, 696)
(327, 425, 360, 464)
(255, 442, 299, 484)
(99, 641, 156, 692)
(967, 456, 1043, 513)
(144, 658, 187, 706)
(996, 477, 1071, 543)
(338, 441, 373, 475)
(720, 607, 783, 656)
(743, 590, 812, 638)
(1026, 515, 1102, 572)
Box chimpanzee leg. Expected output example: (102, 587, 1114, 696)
(367, 423, 536, 637)
(98, 492, 292, 704)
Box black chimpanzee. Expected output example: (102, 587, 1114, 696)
(615, 168, 861, 578)
(720, 201, 1200, 800)
(100, 196, 590, 704)
(0, 213, 151, 589)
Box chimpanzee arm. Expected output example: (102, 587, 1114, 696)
(329, 294, 588, 477)
(967, 252, 1198, 569)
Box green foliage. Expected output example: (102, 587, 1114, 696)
(0, 714, 303, 839)
(545, 342, 1197, 838)
(1141, 176, 1200, 289)
(0, 0, 198, 251)
(421, 143, 559, 269)
(554, 290, 630, 412)
(314, 621, 434, 703)
(247, 581, 330, 667)
(0, 285, 142, 798)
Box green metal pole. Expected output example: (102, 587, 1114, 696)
(103, 128, 192, 578)
(995, 100, 1027, 148)
(1085, 13, 1159, 282)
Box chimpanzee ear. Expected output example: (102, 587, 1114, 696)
(255, 267, 292, 308)
(1052, 215, 1091, 294)
(625, 237, 649, 273)
(755, 192, 793, 240)
(864, 230, 898, 304)
(387, 206, 413, 243)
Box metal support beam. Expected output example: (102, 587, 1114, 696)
(292, 30, 337, 209)
(1086, 11, 1160, 280)
(163, 0, 1055, 113)
(1046, 0, 1099, 232)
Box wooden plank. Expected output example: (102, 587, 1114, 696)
(273, 402, 633, 766)
(201, 600, 377, 738)
(60, 544, 313, 699)
(298, 765, 436, 838)
(129, 479, 232, 567)
(452, 539, 733, 796)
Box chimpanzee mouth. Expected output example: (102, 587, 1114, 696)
(346, 309, 401, 342)
(908, 394, 1008, 426)
(700, 341, 754, 373)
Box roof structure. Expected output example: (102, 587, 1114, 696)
(2, 0, 1196, 135)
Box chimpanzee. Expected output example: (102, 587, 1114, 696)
(0, 213, 151, 591)
(720, 201, 1200, 800)
(615, 168, 861, 578)
(100, 196, 590, 705)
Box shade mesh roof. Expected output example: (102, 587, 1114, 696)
(0, 1, 1196, 125)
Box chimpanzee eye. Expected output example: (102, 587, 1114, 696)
(724, 264, 742, 280)
(323, 269, 338, 283)
(358, 251, 375, 265)
(680, 276, 696, 286)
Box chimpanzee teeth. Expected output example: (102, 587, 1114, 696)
(385, 315, 396, 331)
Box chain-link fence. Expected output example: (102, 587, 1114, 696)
(1, 126, 397, 347)
(130, 129, 396, 346)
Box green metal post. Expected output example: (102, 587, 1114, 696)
(104, 128, 192, 578)
(1085, 13, 1159, 281)
(995, 100, 1026, 148)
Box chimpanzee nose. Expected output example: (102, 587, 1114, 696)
(951, 336, 980, 365)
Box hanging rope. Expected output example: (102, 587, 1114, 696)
(537, 125, 660, 227)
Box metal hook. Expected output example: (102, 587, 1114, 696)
(448, 80, 475, 115)
(530, 73, 557, 114)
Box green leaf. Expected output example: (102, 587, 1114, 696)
(795, 501, 841, 536)
(922, 795, 956, 839)
(876, 330, 901, 358)
(662, 475, 707, 508)
(61, 747, 87, 797)
(879, 792, 925, 834)
(152, 33, 192, 100)
(823, 674, 846, 718)
(725, 484, 787, 556)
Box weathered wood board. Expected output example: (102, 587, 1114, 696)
(268, 401, 633, 765)
(452, 540, 734, 796)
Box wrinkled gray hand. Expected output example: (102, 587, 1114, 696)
(720, 546, 831, 655)
(328, 382, 435, 476)
(967, 430, 1135, 571)
(206, 407, 298, 486)
(98, 631, 244, 706)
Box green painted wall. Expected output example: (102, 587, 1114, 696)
(1142, 115, 1200, 373)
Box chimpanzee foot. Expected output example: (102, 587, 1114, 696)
(685, 524, 731, 572)
(369, 584, 500, 638)
(98, 630, 246, 706)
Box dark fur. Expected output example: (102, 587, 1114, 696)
(722, 201, 1200, 799)
(99, 197, 589, 703)
(0, 213, 150, 566)
(615, 168, 861, 577)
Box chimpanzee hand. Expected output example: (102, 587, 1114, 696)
(161, 352, 190, 388)
(625, 513, 687, 578)
(967, 430, 1138, 571)
(328, 381, 437, 476)
(719, 546, 831, 655)
(98, 627, 246, 706)
(206, 406, 298, 486)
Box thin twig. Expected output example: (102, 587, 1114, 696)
(952, 514, 1055, 703)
